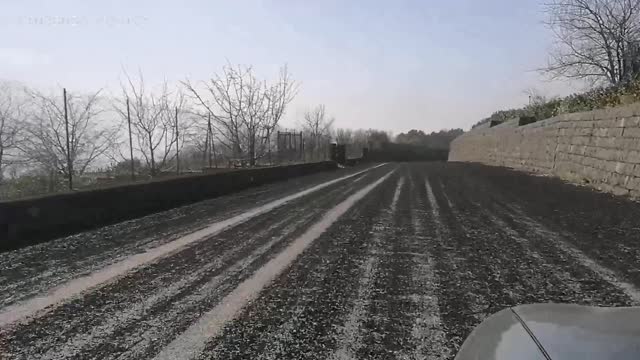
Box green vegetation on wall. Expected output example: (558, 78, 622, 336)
(473, 80, 640, 129)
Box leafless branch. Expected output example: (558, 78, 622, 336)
(541, 0, 640, 84)
(182, 63, 297, 166)
(21, 87, 118, 180)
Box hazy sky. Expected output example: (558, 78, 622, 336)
(0, 0, 579, 132)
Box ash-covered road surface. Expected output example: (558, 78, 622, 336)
(2, 162, 640, 359)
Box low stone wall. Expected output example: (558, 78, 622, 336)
(0, 162, 337, 252)
(449, 103, 640, 198)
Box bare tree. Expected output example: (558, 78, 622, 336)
(237, 67, 270, 166)
(183, 65, 247, 162)
(350, 129, 370, 158)
(183, 63, 297, 166)
(181, 111, 217, 168)
(524, 88, 549, 105)
(0, 82, 26, 182)
(117, 71, 188, 176)
(303, 104, 334, 161)
(542, 0, 640, 85)
(363, 129, 392, 149)
(22, 87, 118, 187)
(262, 65, 298, 164)
(334, 128, 353, 144)
(162, 91, 190, 173)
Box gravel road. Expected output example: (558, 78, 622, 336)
(2, 162, 640, 359)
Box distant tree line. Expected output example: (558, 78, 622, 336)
(395, 129, 464, 150)
(0, 62, 299, 198)
(0, 72, 415, 200)
(0, 61, 465, 200)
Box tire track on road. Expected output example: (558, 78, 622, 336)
(0, 164, 387, 329)
(413, 167, 486, 354)
(501, 203, 640, 305)
(8, 162, 640, 360)
(155, 168, 397, 360)
(0, 165, 377, 308)
(331, 174, 405, 360)
(185, 170, 399, 359)
(404, 173, 448, 360)
(439, 163, 638, 306)
(449, 162, 640, 297)
(357, 166, 445, 360)
(436, 168, 593, 306)
(419, 161, 636, 354)
(1, 166, 390, 360)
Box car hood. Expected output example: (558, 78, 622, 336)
(454, 303, 640, 360)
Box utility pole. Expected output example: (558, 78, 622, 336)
(267, 129, 272, 165)
(126, 98, 135, 180)
(63, 88, 73, 190)
(211, 130, 217, 168)
(207, 113, 214, 168)
(277, 130, 281, 164)
(203, 120, 210, 168)
(175, 106, 179, 175)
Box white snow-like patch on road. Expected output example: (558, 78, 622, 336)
(507, 204, 640, 305)
(153, 169, 396, 360)
(0, 164, 388, 328)
(408, 177, 448, 360)
(331, 176, 404, 360)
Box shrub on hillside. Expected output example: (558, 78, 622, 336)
(472, 80, 640, 128)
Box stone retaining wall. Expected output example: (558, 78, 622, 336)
(449, 103, 640, 197)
